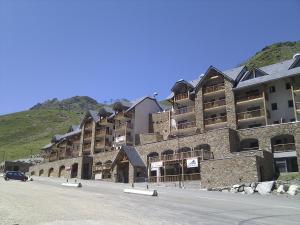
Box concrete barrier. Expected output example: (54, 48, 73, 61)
(124, 188, 158, 196)
(61, 183, 82, 188)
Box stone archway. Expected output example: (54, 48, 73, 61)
(39, 169, 44, 176)
(58, 165, 66, 178)
(240, 138, 259, 151)
(48, 168, 54, 177)
(31, 171, 35, 176)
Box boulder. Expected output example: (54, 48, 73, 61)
(230, 187, 238, 193)
(222, 189, 229, 193)
(256, 181, 274, 195)
(250, 182, 258, 190)
(287, 185, 299, 196)
(276, 185, 285, 194)
(244, 187, 254, 194)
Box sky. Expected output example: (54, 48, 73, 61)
(0, 0, 300, 115)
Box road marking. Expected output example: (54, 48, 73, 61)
(196, 196, 300, 210)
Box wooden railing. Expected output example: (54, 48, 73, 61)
(203, 83, 225, 94)
(203, 99, 226, 109)
(149, 150, 213, 163)
(177, 121, 196, 130)
(149, 173, 201, 182)
(84, 134, 92, 140)
(204, 115, 227, 125)
(95, 141, 112, 148)
(295, 102, 300, 110)
(174, 93, 189, 101)
(84, 124, 93, 130)
(237, 109, 264, 120)
(95, 130, 112, 136)
(293, 86, 300, 92)
(115, 122, 133, 130)
(272, 143, 296, 153)
(236, 93, 263, 103)
(174, 106, 195, 115)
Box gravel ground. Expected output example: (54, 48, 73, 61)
(0, 176, 300, 225)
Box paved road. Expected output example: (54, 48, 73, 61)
(0, 177, 300, 225)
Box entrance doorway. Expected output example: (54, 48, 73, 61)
(71, 163, 78, 178)
(117, 162, 129, 183)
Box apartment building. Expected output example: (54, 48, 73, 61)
(28, 55, 300, 188)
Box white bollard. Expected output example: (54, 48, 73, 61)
(123, 188, 158, 196)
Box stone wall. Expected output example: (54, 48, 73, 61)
(28, 157, 83, 179)
(139, 133, 163, 145)
(200, 155, 260, 188)
(224, 80, 237, 130)
(150, 111, 171, 140)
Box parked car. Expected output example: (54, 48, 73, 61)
(4, 171, 28, 181)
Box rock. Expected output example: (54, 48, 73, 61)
(233, 184, 240, 188)
(250, 182, 257, 190)
(256, 181, 274, 195)
(230, 188, 238, 193)
(276, 185, 285, 194)
(287, 185, 299, 196)
(244, 187, 254, 194)
(238, 185, 244, 192)
(222, 189, 229, 193)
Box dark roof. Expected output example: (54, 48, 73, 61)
(80, 110, 100, 128)
(98, 106, 114, 117)
(235, 58, 300, 89)
(126, 96, 162, 112)
(112, 146, 145, 168)
(68, 125, 80, 132)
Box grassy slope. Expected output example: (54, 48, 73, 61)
(0, 109, 82, 162)
(244, 41, 300, 69)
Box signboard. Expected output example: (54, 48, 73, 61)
(115, 135, 126, 143)
(151, 161, 163, 169)
(186, 157, 198, 168)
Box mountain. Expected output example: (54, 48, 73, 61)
(30, 96, 102, 113)
(1, 41, 300, 162)
(243, 41, 300, 69)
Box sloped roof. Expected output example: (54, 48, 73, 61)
(98, 106, 114, 117)
(167, 76, 202, 99)
(68, 125, 80, 132)
(112, 146, 145, 168)
(235, 58, 300, 89)
(80, 110, 100, 128)
(126, 96, 162, 112)
(41, 143, 54, 150)
(222, 65, 246, 81)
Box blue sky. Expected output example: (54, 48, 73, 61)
(0, 0, 299, 115)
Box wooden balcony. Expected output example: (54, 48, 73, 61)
(203, 99, 226, 110)
(293, 86, 300, 92)
(272, 143, 296, 153)
(99, 118, 113, 126)
(296, 102, 300, 112)
(115, 122, 133, 131)
(149, 150, 213, 163)
(177, 121, 196, 130)
(204, 115, 227, 126)
(83, 135, 92, 141)
(93, 163, 112, 172)
(95, 129, 112, 136)
(95, 141, 112, 149)
(174, 93, 190, 102)
(149, 173, 201, 182)
(84, 124, 93, 131)
(203, 83, 225, 95)
(114, 112, 131, 121)
(236, 93, 263, 104)
(237, 109, 265, 121)
(174, 106, 195, 116)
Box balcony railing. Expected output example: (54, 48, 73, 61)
(272, 143, 296, 153)
(95, 130, 112, 136)
(237, 109, 264, 120)
(83, 145, 91, 151)
(84, 135, 92, 140)
(174, 106, 195, 115)
(93, 163, 112, 171)
(293, 86, 300, 92)
(95, 141, 112, 149)
(236, 93, 263, 103)
(204, 115, 227, 126)
(177, 121, 196, 130)
(149, 150, 213, 163)
(115, 122, 133, 131)
(203, 83, 225, 94)
(114, 135, 133, 144)
(149, 173, 201, 182)
(174, 93, 189, 101)
(203, 99, 226, 110)
(84, 124, 93, 130)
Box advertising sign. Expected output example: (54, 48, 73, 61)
(151, 161, 163, 169)
(186, 157, 198, 168)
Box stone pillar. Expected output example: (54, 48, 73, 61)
(195, 89, 204, 133)
(90, 121, 96, 156)
(79, 125, 84, 157)
(258, 135, 271, 152)
(128, 164, 135, 184)
(224, 80, 237, 130)
(294, 128, 300, 172)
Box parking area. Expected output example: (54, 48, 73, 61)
(0, 176, 300, 225)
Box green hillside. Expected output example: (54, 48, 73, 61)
(244, 41, 300, 69)
(0, 109, 82, 162)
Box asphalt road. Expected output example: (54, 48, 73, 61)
(0, 176, 300, 225)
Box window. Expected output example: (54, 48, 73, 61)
(290, 118, 296, 122)
(286, 83, 291, 90)
(288, 100, 294, 108)
(271, 103, 278, 110)
(248, 123, 262, 128)
(220, 112, 226, 117)
(273, 121, 279, 124)
(269, 86, 276, 93)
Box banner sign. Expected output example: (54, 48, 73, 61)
(151, 161, 163, 169)
(186, 157, 198, 168)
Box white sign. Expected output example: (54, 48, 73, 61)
(115, 135, 126, 143)
(186, 157, 198, 168)
(151, 161, 163, 169)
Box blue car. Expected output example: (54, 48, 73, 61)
(4, 171, 28, 181)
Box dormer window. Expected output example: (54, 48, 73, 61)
(242, 68, 268, 81)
